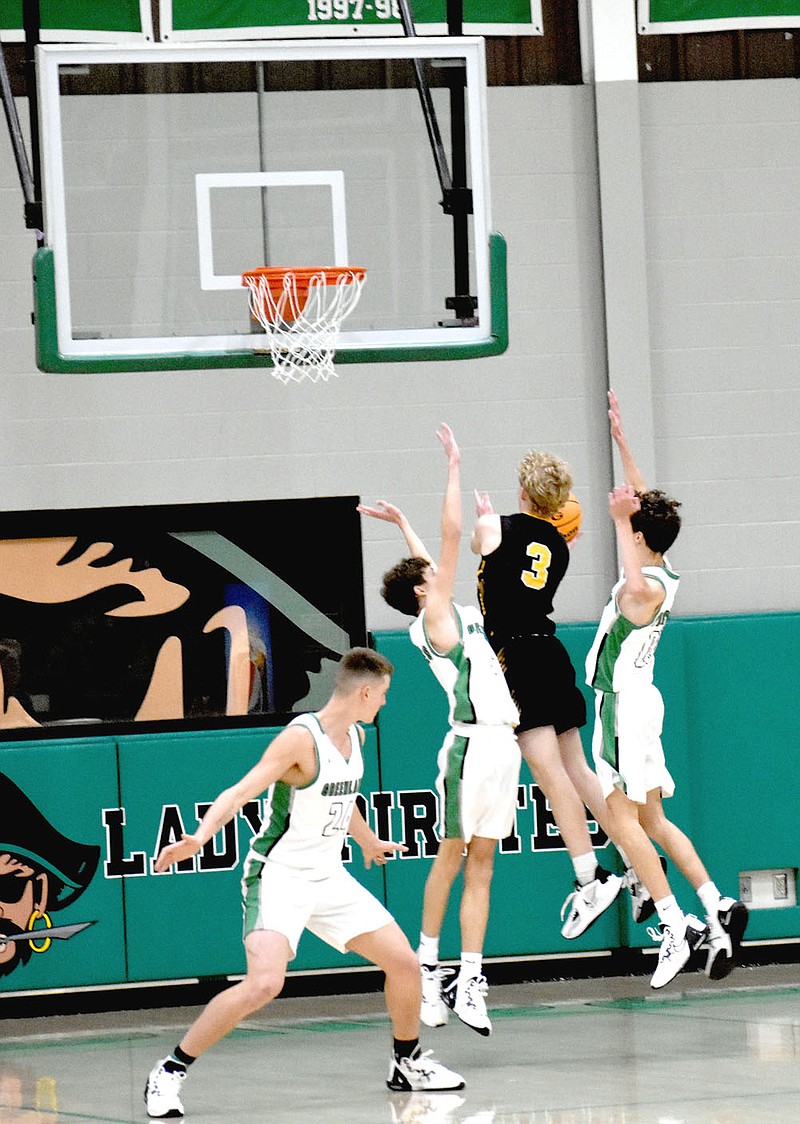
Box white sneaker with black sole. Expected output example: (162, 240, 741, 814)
(443, 972, 491, 1037)
(420, 963, 454, 1028)
(387, 1048, 465, 1092)
(560, 866, 624, 939)
(649, 914, 708, 989)
(144, 1059, 186, 1118)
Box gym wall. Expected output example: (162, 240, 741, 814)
(0, 611, 796, 993)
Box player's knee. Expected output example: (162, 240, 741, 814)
(390, 941, 422, 984)
(640, 808, 667, 842)
(242, 971, 284, 1010)
(433, 840, 465, 877)
(464, 845, 496, 887)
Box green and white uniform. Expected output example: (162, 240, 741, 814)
(410, 603, 520, 841)
(241, 713, 392, 955)
(585, 563, 679, 804)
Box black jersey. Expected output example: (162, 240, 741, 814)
(477, 513, 570, 648)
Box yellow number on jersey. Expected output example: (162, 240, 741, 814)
(521, 541, 552, 590)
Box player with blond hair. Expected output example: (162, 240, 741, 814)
(471, 449, 625, 939)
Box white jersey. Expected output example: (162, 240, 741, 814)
(245, 713, 362, 875)
(585, 562, 680, 694)
(409, 602, 519, 728)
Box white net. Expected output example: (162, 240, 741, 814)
(243, 268, 366, 384)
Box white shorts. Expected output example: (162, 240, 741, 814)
(591, 686, 675, 805)
(242, 860, 394, 958)
(436, 723, 521, 842)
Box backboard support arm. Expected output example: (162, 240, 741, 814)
(22, 0, 44, 236)
(397, 0, 476, 322)
(0, 25, 43, 235)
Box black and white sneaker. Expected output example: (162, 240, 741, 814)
(442, 972, 491, 1037)
(420, 963, 454, 1028)
(649, 914, 708, 989)
(144, 1059, 186, 1118)
(560, 866, 624, 939)
(624, 856, 668, 924)
(387, 1047, 465, 1092)
(704, 897, 749, 980)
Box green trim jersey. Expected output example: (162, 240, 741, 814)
(244, 713, 362, 875)
(409, 602, 519, 728)
(585, 562, 680, 694)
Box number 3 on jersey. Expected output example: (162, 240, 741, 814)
(521, 540, 552, 590)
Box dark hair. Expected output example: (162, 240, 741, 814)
(631, 489, 682, 554)
(380, 557, 429, 617)
(336, 647, 394, 691)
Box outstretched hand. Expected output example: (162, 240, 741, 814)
(436, 422, 459, 464)
(356, 500, 406, 526)
(474, 489, 494, 517)
(608, 389, 627, 449)
(154, 834, 202, 873)
(361, 837, 409, 870)
(609, 484, 641, 521)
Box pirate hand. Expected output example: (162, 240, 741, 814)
(154, 833, 202, 872)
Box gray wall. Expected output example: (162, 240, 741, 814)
(1, 80, 798, 632)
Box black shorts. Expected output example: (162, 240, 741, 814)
(496, 634, 587, 735)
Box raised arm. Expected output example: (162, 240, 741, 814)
(422, 423, 461, 654)
(608, 389, 647, 492)
(470, 489, 501, 556)
(610, 486, 664, 625)
(153, 725, 313, 871)
(356, 500, 434, 565)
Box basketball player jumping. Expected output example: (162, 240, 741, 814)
(585, 391, 748, 988)
(471, 451, 626, 940)
(358, 423, 521, 1039)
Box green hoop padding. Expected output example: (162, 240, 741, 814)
(33, 233, 508, 374)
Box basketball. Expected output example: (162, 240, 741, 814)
(547, 493, 582, 543)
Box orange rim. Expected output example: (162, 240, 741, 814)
(242, 266, 366, 303)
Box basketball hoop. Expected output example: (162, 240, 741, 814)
(242, 266, 366, 384)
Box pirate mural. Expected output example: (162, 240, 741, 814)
(0, 773, 99, 979)
(0, 498, 365, 729)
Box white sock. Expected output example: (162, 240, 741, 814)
(696, 880, 722, 919)
(418, 933, 439, 967)
(460, 952, 482, 979)
(572, 851, 598, 886)
(655, 895, 686, 935)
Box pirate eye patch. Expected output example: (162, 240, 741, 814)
(0, 873, 32, 904)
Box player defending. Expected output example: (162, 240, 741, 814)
(585, 391, 748, 988)
(471, 454, 624, 939)
(358, 424, 521, 1038)
(144, 648, 464, 1118)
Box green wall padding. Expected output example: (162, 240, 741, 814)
(0, 612, 796, 992)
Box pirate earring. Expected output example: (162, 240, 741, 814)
(26, 908, 53, 953)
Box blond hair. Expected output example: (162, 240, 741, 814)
(517, 451, 572, 517)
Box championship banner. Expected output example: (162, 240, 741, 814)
(159, 0, 543, 40)
(0, 0, 153, 42)
(639, 0, 800, 33)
